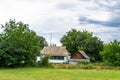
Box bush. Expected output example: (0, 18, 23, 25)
(38, 55, 51, 67)
(100, 40, 120, 66)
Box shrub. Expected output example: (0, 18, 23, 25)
(38, 55, 51, 67)
(100, 40, 120, 66)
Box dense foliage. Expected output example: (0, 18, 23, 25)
(0, 19, 47, 67)
(39, 55, 50, 67)
(60, 29, 103, 61)
(100, 40, 120, 66)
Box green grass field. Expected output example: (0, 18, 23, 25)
(0, 68, 120, 80)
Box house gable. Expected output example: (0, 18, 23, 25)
(69, 50, 90, 64)
(71, 50, 89, 59)
(71, 51, 85, 59)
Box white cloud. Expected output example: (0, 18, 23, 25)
(0, 0, 120, 45)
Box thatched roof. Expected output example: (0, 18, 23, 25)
(41, 46, 69, 56)
(78, 50, 90, 59)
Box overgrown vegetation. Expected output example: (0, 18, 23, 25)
(51, 63, 120, 70)
(100, 40, 120, 66)
(38, 55, 51, 67)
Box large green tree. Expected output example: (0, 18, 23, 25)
(60, 29, 103, 61)
(0, 19, 47, 67)
(100, 40, 120, 66)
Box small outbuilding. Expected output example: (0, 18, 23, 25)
(69, 50, 90, 64)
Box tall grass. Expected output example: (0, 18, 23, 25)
(51, 63, 120, 70)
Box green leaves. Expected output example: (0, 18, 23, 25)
(0, 19, 47, 67)
(60, 29, 103, 61)
(101, 40, 120, 66)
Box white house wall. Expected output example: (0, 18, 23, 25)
(49, 56, 68, 63)
(36, 56, 69, 63)
(49, 59, 65, 63)
(36, 56, 40, 62)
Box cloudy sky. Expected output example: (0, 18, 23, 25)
(0, 0, 120, 45)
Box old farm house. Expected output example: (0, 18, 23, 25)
(37, 46, 70, 63)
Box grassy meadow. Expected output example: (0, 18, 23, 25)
(0, 68, 120, 80)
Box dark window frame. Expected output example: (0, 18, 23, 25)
(50, 56, 64, 60)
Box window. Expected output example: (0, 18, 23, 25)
(50, 56, 64, 60)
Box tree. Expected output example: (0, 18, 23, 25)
(39, 36, 48, 50)
(0, 19, 47, 67)
(100, 40, 120, 66)
(60, 29, 103, 61)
